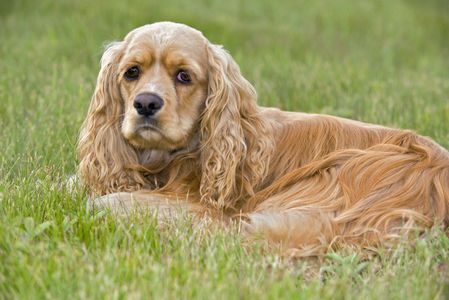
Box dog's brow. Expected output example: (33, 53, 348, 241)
(163, 54, 202, 75)
(123, 43, 156, 65)
(163, 52, 189, 65)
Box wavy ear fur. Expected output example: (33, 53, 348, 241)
(77, 42, 147, 195)
(200, 44, 274, 210)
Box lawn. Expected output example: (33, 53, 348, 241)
(1, 0, 449, 298)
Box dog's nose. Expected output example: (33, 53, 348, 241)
(133, 93, 164, 117)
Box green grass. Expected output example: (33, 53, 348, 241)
(1, 0, 449, 298)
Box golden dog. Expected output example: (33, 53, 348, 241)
(78, 22, 449, 256)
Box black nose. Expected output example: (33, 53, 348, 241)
(133, 93, 164, 117)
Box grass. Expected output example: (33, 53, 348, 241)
(1, 0, 449, 298)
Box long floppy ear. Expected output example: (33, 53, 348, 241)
(77, 42, 147, 195)
(200, 43, 274, 210)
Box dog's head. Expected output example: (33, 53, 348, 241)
(106, 23, 207, 150)
(78, 22, 273, 208)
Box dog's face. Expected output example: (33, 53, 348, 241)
(80, 21, 272, 206)
(117, 23, 208, 150)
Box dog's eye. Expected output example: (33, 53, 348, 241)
(176, 70, 191, 84)
(124, 66, 140, 80)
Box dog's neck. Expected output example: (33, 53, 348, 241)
(136, 135, 200, 174)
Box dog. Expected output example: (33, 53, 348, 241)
(78, 22, 449, 256)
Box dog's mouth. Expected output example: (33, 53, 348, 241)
(124, 116, 194, 152)
(128, 118, 175, 149)
(136, 119, 161, 133)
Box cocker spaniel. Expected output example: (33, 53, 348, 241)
(78, 22, 449, 256)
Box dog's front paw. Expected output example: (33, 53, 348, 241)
(87, 192, 138, 216)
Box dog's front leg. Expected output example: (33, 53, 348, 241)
(89, 191, 196, 217)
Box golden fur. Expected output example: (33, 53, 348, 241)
(78, 22, 449, 256)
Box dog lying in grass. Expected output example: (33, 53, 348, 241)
(78, 22, 449, 256)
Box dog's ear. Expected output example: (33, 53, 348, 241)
(77, 42, 147, 195)
(200, 43, 274, 210)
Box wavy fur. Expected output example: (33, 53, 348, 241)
(78, 42, 148, 194)
(79, 22, 449, 256)
(199, 44, 274, 209)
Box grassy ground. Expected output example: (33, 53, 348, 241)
(1, 0, 449, 298)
